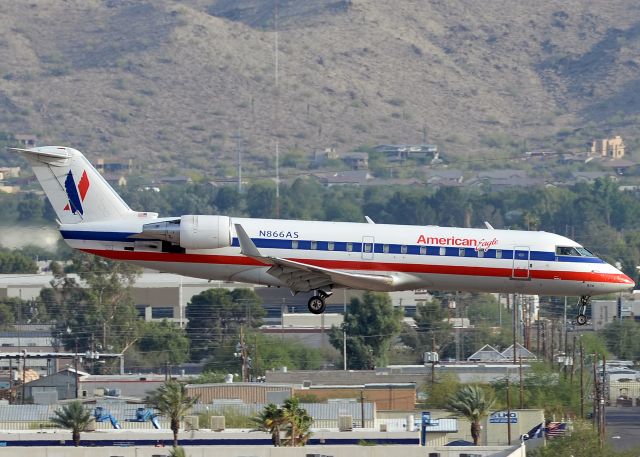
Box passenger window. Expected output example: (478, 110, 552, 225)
(311, 241, 317, 250)
(364, 243, 373, 253)
(420, 246, 427, 255)
(346, 243, 353, 252)
(439, 247, 446, 256)
(292, 240, 298, 249)
(496, 249, 502, 259)
(459, 248, 465, 257)
(401, 245, 407, 254)
(477, 249, 485, 258)
(383, 244, 390, 253)
(328, 242, 334, 251)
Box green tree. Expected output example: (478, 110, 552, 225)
(50, 401, 92, 447)
(135, 320, 190, 368)
(402, 298, 453, 360)
(245, 181, 276, 218)
(186, 288, 264, 362)
(48, 254, 142, 360)
(253, 398, 312, 447)
(422, 372, 460, 408)
(602, 320, 640, 361)
(530, 420, 637, 457)
(0, 302, 14, 329)
(149, 381, 198, 448)
(16, 193, 44, 222)
(0, 250, 38, 273)
(214, 186, 242, 213)
(446, 385, 495, 445)
(329, 292, 403, 369)
(281, 397, 312, 446)
(253, 403, 285, 446)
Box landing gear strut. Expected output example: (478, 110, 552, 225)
(575, 296, 590, 326)
(307, 290, 331, 314)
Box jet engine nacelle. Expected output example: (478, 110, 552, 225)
(140, 215, 232, 249)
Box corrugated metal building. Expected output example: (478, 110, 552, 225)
(185, 383, 295, 404)
(296, 383, 416, 411)
(0, 401, 376, 430)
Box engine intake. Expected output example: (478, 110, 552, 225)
(140, 215, 232, 250)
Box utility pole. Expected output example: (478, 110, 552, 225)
(563, 296, 568, 357)
(550, 320, 555, 365)
(593, 353, 599, 442)
(273, 0, 280, 219)
(343, 290, 347, 370)
(506, 374, 512, 445)
(542, 321, 547, 361)
(519, 356, 524, 409)
(579, 340, 584, 419)
(21, 350, 26, 405)
(236, 131, 242, 193)
(512, 294, 517, 365)
(359, 390, 365, 428)
(431, 333, 437, 388)
(8, 358, 12, 404)
(601, 354, 606, 447)
(237, 325, 249, 383)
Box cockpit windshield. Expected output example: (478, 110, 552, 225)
(556, 246, 595, 257)
(576, 247, 595, 257)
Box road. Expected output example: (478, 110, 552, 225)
(606, 406, 640, 451)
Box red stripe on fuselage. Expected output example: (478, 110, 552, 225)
(80, 249, 632, 285)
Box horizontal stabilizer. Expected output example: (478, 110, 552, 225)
(10, 147, 71, 161)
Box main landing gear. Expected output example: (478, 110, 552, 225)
(575, 296, 590, 326)
(307, 290, 332, 314)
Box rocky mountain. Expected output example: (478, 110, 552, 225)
(0, 0, 639, 175)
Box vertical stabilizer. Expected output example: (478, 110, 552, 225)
(14, 146, 133, 224)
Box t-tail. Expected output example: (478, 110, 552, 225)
(12, 146, 135, 224)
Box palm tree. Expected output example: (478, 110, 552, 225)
(149, 381, 198, 448)
(281, 397, 312, 447)
(50, 400, 92, 447)
(253, 403, 285, 446)
(446, 385, 495, 445)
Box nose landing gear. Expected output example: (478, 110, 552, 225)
(307, 290, 332, 314)
(575, 296, 590, 326)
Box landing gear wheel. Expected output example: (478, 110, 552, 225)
(575, 296, 590, 326)
(308, 296, 326, 314)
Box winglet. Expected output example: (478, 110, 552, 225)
(234, 224, 263, 258)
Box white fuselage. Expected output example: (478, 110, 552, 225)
(59, 217, 634, 297)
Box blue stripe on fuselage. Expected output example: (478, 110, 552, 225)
(61, 230, 606, 264)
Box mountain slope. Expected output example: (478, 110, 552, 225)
(0, 0, 639, 174)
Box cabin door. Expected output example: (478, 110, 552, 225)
(362, 236, 374, 260)
(512, 246, 530, 279)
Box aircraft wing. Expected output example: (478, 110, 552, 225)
(234, 224, 395, 293)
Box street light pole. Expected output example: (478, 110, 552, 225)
(74, 338, 79, 399)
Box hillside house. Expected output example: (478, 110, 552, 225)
(96, 158, 133, 174)
(341, 152, 369, 169)
(591, 136, 625, 159)
(374, 144, 437, 161)
(14, 134, 36, 148)
(424, 169, 464, 187)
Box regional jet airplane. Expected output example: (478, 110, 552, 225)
(14, 146, 635, 324)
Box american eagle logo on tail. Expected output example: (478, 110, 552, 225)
(64, 170, 90, 215)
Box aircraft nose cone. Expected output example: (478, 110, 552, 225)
(622, 273, 635, 287)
